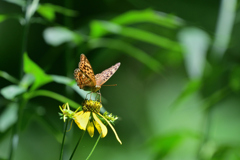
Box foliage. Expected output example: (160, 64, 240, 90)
(0, 0, 240, 160)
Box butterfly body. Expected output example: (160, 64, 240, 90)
(74, 54, 120, 92)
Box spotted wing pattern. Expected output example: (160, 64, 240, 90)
(95, 62, 121, 87)
(74, 54, 96, 90)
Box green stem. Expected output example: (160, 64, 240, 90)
(9, 0, 31, 158)
(8, 98, 28, 160)
(86, 134, 101, 160)
(59, 119, 70, 160)
(69, 130, 85, 160)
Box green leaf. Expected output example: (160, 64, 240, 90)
(0, 103, 18, 132)
(37, 3, 78, 21)
(19, 74, 35, 89)
(25, 0, 39, 22)
(24, 90, 81, 109)
(51, 75, 75, 86)
(37, 4, 55, 21)
(43, 27, 83, 46)
(111, 9, 184, 28)
(148, 133, 183, 158)
(3, 0, 25, 7)
(51, 75, 103, 101)
(229, 66, 240, 92)
(170, 80, 201, 109)
(201, 87, 230, 110)
(90, 21, 181, 52)
(0, 15, 7, 23)
(88, 38, 162, 72)
(1, 85, 26, 100)
(23, 53, 52, 90)
(0, 70, 19, 84)
(178, 27, 210, 79)
(211, 0, 237, 59)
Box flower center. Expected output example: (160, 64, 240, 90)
(82, 100, 102, 113)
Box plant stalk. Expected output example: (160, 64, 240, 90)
(59, 119, 70, 160)
(86, 134, 101, 160)
(69, 130, 85, 160)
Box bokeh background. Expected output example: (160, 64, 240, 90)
(1, 0, 240, 159)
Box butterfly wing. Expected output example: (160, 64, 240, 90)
(95, 62, 121, 86)
(74, 54, 96, 90)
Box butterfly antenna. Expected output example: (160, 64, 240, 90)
(102, 84, 117, 86)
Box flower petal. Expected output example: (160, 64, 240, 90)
(87, 121, 94, 138)
(92, 113, 108, 138)
(97, 113, 122, 144)
(74, 111, 90, 130)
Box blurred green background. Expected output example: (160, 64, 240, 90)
(1, 0, 240, 159)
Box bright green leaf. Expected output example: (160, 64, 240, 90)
(111, 9, 184, 28)
(23, 53, 52, 90)
(0, 103, 18, 132)
(37, 3, 78, 21)
(0, 85, 26, 100)
(37, 4, 55, 21)
(0, 15, 7, 23)
(90, 21, 181, 52)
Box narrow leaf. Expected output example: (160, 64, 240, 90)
(111, 9, 184, 28)
(88, 38, 162, 72)
(0, 70, 19, 84)
(24, 90, 81, 109)
(25, 0, 39, 22)
(90, 21, 181, 52)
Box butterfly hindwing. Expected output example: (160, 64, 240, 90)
(95, 62, 121, 86)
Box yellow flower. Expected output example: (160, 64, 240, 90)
(74, 100, 122, 144)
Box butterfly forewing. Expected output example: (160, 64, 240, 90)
(95, 62, 121, 86)
(74, 54, 96, 90)
(74, 54, 120, 92)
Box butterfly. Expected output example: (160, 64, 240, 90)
(74, 54, 120, 93)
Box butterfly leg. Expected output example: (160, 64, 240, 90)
(89, 92, 93, 100)
(85, 92, 92, 100)
(96, 90, 102, 102)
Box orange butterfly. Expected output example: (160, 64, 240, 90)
(74, 54, 120, 92)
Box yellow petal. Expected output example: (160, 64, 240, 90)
(92, 113, 108, 138)
(87, 121, 94, 138)
(74, 111, 90, 130)
(97, 113, 122, 144)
